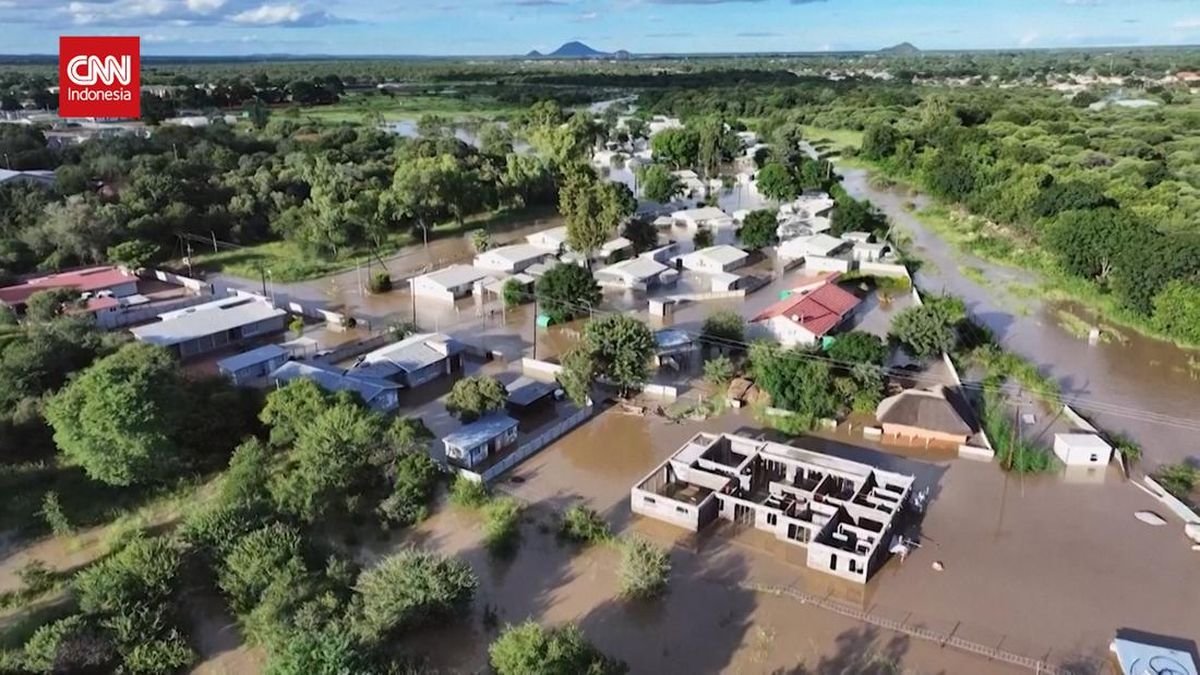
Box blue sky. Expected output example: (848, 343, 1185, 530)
(2, 0, 1199, 56)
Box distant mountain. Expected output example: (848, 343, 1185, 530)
(547, 41, 608, 58)
(526, 49, 543, 57)
(880, 42, 920, 56)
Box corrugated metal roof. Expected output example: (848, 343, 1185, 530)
(132, 296, 285, 346)
(0, 265, 135, 305)
(271, 360, 398, 403)
(353, 332, 461, 378)
(217, 344, 289, 373)
(505, 376, 557, 407)
(598, 257, 668, 281)
(418, 265, 489, 290)
(443, 414, 518, 449)
(752, 280, 861, 337)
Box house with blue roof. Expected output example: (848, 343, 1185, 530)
(349, 332, 465, 388)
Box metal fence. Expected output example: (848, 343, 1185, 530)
(460, 403, 595, 484)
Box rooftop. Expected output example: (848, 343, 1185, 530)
(876, 386, 975, 436)
(598, 256, 668, 281)
(476, 244, 553, 267)
(752, 280, 861, 337)
(443, 414, 519, 449)
(686, 244, 749, 267)
(131, 296, 285, 347)
(654, 329, 694, 352)
(671, 206, 729, 222)
(216, 344, 289, 373)
(0, 265, 135, 306)
(505, 376, 558, 407)
(352, 332, 461, 379)
(417, 264, 490, 290)
(271, 360, 398, 404)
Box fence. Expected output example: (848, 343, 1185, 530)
(856, 260, 911, 278)
(744, 583, 1071, 675)
(521, 358, 563, 379)
(1137, 476, 1200, 524)
(142, 268, 212, 293)
(458, 403, 596, 484)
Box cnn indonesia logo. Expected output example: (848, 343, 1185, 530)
(59, 36, 140, 119)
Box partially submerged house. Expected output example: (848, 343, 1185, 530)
(505, 376, 559, 414)
(0, 265, 139, 309)
(526, 226, 570, 252)
(777, 233, 851, 261)
(217, 344, 290, 386)
(875, 385, 976, 448)
(631, 433, 914, 583)
(474, 244, 557, 274)
(131, 295, 287, 359)
(680, 245, 749, 274)
(1053, 433, 1113, 467)
(443, 414, 520, 469)
(595, 257, 678, 290)
(410, 265, 490, 303)
(751, 279, 862, 347)
(653, 329, 695, 367)
(671, 206, 735, 231)
(270, 360, 401, 412)
(349, 332, 464, 388)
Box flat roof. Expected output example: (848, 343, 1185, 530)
(1054, 433, 1113, 451)
(417, 264, 489, 290)
(353, 332, 461, 378)
(443, 414, 518, 449)
(271, 360, 398, 403)
(476, 244, 552, 266)
(599, 257, 667, 281)
(216, 344, 289, 373)
(671, 206, 729, 221)
(505, 376, 557, 407)
(132, 296, 285, 347)
(687, 245, 748, 266)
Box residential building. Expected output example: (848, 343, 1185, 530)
(270, 360, 401, 412)
(672, 170, 709, 200)
(671, 206, 734, 231)
(777, 233, 850, 261)
(217, 344, 290, 386)
(0, 169, 56, 189)
(599, 236, 634, 262)
(595, 257, 678, 290)
(647, 115, 684, 136)
(130, 295, 287, 359)
(410, 265, 490, 302)
(474, 244, 556, 274)
(526, 225, 570, 252)
(631, 432, 914, 583)
(751, 279, 862, 347)
(851, 241, 892, 263)
(0, 265, 138, 308)
(505, 376, 559, 414)
(875, 386, 975, 448)
(653, 329, 695, 367)
(779, 193, 835, 219)
(1053, 433, 1113, 467)
(443, 414, 520, 469)
(680, 245, 749, 274)
(841, 231, 874, 244)
(349, 332, 464, 388)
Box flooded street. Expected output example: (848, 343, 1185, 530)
(837, 167, 1200, 469)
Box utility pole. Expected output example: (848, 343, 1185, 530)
(532, 294, 538, 360)
(211, 231, 219, 254)
(184, 240, 193, 276)
(259, 266, 267, 296)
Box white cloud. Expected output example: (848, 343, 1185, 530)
(1019, 31, 1039, 46)
(577, 10, 597, 20)
(232, 3, 301, 24)
(1174, 17, 1200, 30)
(68, 0, 169, 24)
(186, 0, 226, 12)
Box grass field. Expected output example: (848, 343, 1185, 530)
(802, 126, 864, 154)
(290, 92, 522, 124)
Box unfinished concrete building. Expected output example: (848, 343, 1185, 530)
(631, 433, 914, 583)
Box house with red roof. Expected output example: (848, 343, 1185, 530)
(750, 276, 862, 347)
(0, 266, 139, 308)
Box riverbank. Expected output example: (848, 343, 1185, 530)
(836, 155, 1200, 351)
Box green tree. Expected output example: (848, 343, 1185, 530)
(44, 344, 188, 486)
(557, 347, 594, 407)
(502, 278, 530, 308)
(861, 122, 900, 160)
(106, 239, 160, 270)
(1151, 279, 1200, 345)
(489, 621, 626, 675)
(560, 167, 635, 260)
(737, 209, 778, 250)
(270, 401, 383, 522)
(889, 297, 965, 359)
(353, 550, 477, 640)
(75, 536, 182, 616)
(1043, 208, 1132, 282)
(637, 164, 683, 203)
(535, 263, 601, 324)
(826, 331, 888, 366)
(389, 154, 459, 246)
(264, 622, 377, 675)
(692, 227, 713, 249)
(260, 378, 331, 447)
(621, 217, 658, 254)
(703, 355, 735, 392)
(755, 162, 800, 202)
(584, 315, 655, 394)
(444, 375, 508, 423)
(218, 523, 307, 614)
(749, 343, 838, 419)
(618, 536, 671, 600)
(378, 452, 439, 527)
(701, 309, 745, 350)
(24, 288, 81, 323)
(649, 127, 700, 169)
(471, 229, 494, 253)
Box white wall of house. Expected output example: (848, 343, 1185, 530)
(755, 315, 819, 348)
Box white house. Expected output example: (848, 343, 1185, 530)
(672, 170, 709, 200)
(474, 244, 556, 274)
(410, 265, 490, 302)
(779, 193, 835, 218)
(526, 225, 570, 252)
(841, 231, 874, 244)
(778, 233, 851, 261)
(595, 257, 678, 290)
(443, 414, 520, 469)
(648, 115, 684, 136)
(1053, 433, 1113, 467)
(750, 279, 862, 347)
(851, 241, 892, 263)
(680, 245, 749, 273)
(671, 206, 734, 231)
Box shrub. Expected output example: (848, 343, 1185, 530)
(17, 560, 56, 597)
(121, 630, 194, 674)
(618, 536, 670, 600)
(489, 620, 626, 675)
(701, 310, 745, 349)
(40, 491, 71, 536)
(353, 550, 477, 640)
(367, 272, 392, 294)
(449, 475, 489, 509)
(559, 505, 611, 545)
(74, 536, 182, 616)
(445, 375, 508, 423)
(1155, 463, 1199, 501)
(483, 497, 523, 555)
(180, 501, 266, 562)
(502, 278, 530, 308)
(703, 355, 735, 391)
(378, 452, 439, 527)
(218, 523, 307, 614)
(288, 316, 305, 337)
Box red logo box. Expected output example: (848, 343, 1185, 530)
(59, 36, 140, 119)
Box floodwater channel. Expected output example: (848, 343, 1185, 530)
(836, 167, 1200, 469)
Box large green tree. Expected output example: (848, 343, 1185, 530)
(889, 297, 966, 359)
(1151, 279, 1200, 345)
(489, 621, 626, 675)
(755, 162, 800, 202)
(45, 343, 188, 486)
(535, 263, 601, 324)
(749, 343, 838, 420)
(560, 167, 635, 259)
(352, 550, 477, 641)
(737, 209, 778, 250)
(584, 314, 655, 394)
(637, 164, 683, 204)
(445, 375, 508, 423)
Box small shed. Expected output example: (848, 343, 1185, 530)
(1053, 433, 1113, 467)
(443, 414, 520, 469)
(217, 344, 289, 386)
